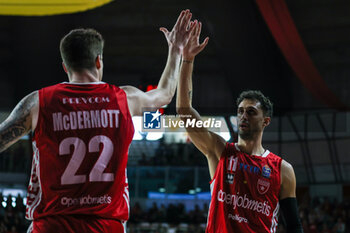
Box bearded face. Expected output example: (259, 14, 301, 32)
(237, 99, 270, 140)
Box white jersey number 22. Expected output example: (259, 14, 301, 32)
(59, 135, 114, 185)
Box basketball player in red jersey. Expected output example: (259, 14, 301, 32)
(0, 10, 196, 233)
(177, 21, 303, 233)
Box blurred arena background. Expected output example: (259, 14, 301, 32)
(1, 0, 350, 232)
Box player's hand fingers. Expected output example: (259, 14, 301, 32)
(188, 20, 197, 36)
(189, 20, 197, 34)
(197, 21, 203, 37)
(159, 27, 169, 35)
(198, 37, 209, 53)
(179, 9, 190, 29)
(174, 10, 185, 29)
(188, 21, 194, 31)
(184, 12, 192, 31)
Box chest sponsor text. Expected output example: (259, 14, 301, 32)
(217, 189, 271, 217)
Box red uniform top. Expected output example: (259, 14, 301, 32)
(25, 82, 134, 224)
(206, 143, 282, 233)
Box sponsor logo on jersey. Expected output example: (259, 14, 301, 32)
(217, 189, 271, 216)
(61, 194, 112, 207)
(239, 163, 260, 175)
(143, 110, 162, 129)
(262, 165, 271, 178)
(62, 97, 110, 105)
(227, 156, 238, 172)
(228, 213, 248, 223)
(226, 173, 235, 184)
(257, 178, 270, 195)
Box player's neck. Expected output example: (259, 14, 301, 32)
(237, 136, 264, 156)
(68, 69, 101, 83)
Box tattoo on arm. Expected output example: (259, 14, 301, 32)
(0, 91, 38, 152)
(188, 90, 193, 101)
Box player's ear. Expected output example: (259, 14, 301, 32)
(62, 62, 68, 74)
(95, 55, 102, 69)
(263, 116, 271, 127)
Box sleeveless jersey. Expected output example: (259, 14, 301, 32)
(206, 143, 282, 233)
(25, 82, 134, 223)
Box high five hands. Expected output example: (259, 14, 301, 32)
(159, 9, 209, 56)
(183, 20, 209, 61)
(160, 9, 197, 51)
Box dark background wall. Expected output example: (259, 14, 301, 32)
(4, 0, 342, 115)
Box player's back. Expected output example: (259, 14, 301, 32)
(26, 82, 134, 225)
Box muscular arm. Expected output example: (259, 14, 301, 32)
(280, 160, 296, 199)
(121, 10, 195, 116)
(176, 61, 225, 178)
(279, 160, 303, 233)
(121, 46, 181, 116)
(0, 91, 38, 153)
(176, 22, 225, 178)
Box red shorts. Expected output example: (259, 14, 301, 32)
(28, 215, 125, 233)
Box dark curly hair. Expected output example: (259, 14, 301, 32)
(236, 90, 273, 117)
(60, 28, 104, 72)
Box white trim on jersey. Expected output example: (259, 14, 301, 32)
(26, 222, 33, 233)
(210, 179, 215, 195)
(270, 202, 280, 233)
(26, 141, 43, 220)
(234, 143, 270, 157)
(124, 187, 129, 199)
(262, 150, 270, 158)
(121, 220, 127, 233)
(123, 186, 130, 217)
(234, 143, 240, 151)
(124, 168, 130, 218)
(61, 81, 106, 85)
(206, 179, 216, 229)
(123, 193, 130, 211)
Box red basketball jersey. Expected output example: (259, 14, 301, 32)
(25, 82, 134, 225)
(206, 143, 282, 233)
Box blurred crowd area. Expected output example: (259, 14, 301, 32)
(280, 196, 349, 233)
(128, 202, 207, 233)
(135, 141, 207, 167)
(0, 192, 350, 232)
(301, 196, 349, 233)
(0, 194, 29, 233)
(0, 142, 31, 174)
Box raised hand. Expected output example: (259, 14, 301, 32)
(160, 10, 197, 51)
(183, 21, 209, 61)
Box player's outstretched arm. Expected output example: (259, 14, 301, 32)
(121, 10, 196, 116)
(279, 160, 304, 233)
(0, 91, 38, 153)
(176, 21, 225, 178)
